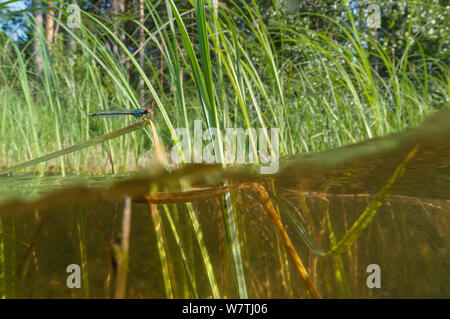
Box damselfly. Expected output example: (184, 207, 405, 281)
(88, 108, 153, 118)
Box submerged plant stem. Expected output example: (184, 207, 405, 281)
(250, 183, 322, 299)
(0, 217, 4, 299)
(138, 182, 321, 298)
(149, 203, 173, 298)
(114, 196, 132, 299)
(324, 145, 420, 256)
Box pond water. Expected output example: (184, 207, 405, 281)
(0, 110, 449, 298)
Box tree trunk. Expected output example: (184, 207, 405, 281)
(53, 3, 63, 43)
(44, 5, 55, 50)
(32, 0, 44, 74)
(110, 0, 126, 62)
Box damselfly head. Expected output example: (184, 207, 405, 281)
(138, 108, 153, 118)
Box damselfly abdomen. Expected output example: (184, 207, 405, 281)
(88, 108, 153, 118)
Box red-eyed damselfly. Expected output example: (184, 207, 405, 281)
(88, 108, 153, 118)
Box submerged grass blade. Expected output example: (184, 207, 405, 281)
(324, 145, 420, 256)
(250, 183, 321, 299)
(77, 211, 90, 298)
(161, 204, 199, 298)
(0, 217, 4, 299)
(326, 208, 351, 298)
(186, 201, 220, 298)
(283, 145, 421, 258)
(149, 203, 173, 298)
(222, 190, 248, 298)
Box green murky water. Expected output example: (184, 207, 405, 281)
(0, 111, 449, 298)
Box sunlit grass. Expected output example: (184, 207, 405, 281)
(0, 1, 446, 174)
(0, 0, 448, 300)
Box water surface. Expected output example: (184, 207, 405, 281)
(0, 110, 449, 298)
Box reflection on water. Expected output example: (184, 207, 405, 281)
(0, 110, 449, 298)
(0, 174, 131, 205)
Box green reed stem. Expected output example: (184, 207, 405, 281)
(77, 211, 90, 298)
(149, 203, 173, 298)
(0, 217, 4, 299)
(0, 120, 150, 176)
(161, 204, 199, 298)
(326, 208, 351, 298)
(324, 145, 420, 256)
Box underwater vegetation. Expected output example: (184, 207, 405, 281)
(0, 110, 448, 298)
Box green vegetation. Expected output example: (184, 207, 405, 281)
(0, 0, 447, 174)
(0, 0, 448, 299)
